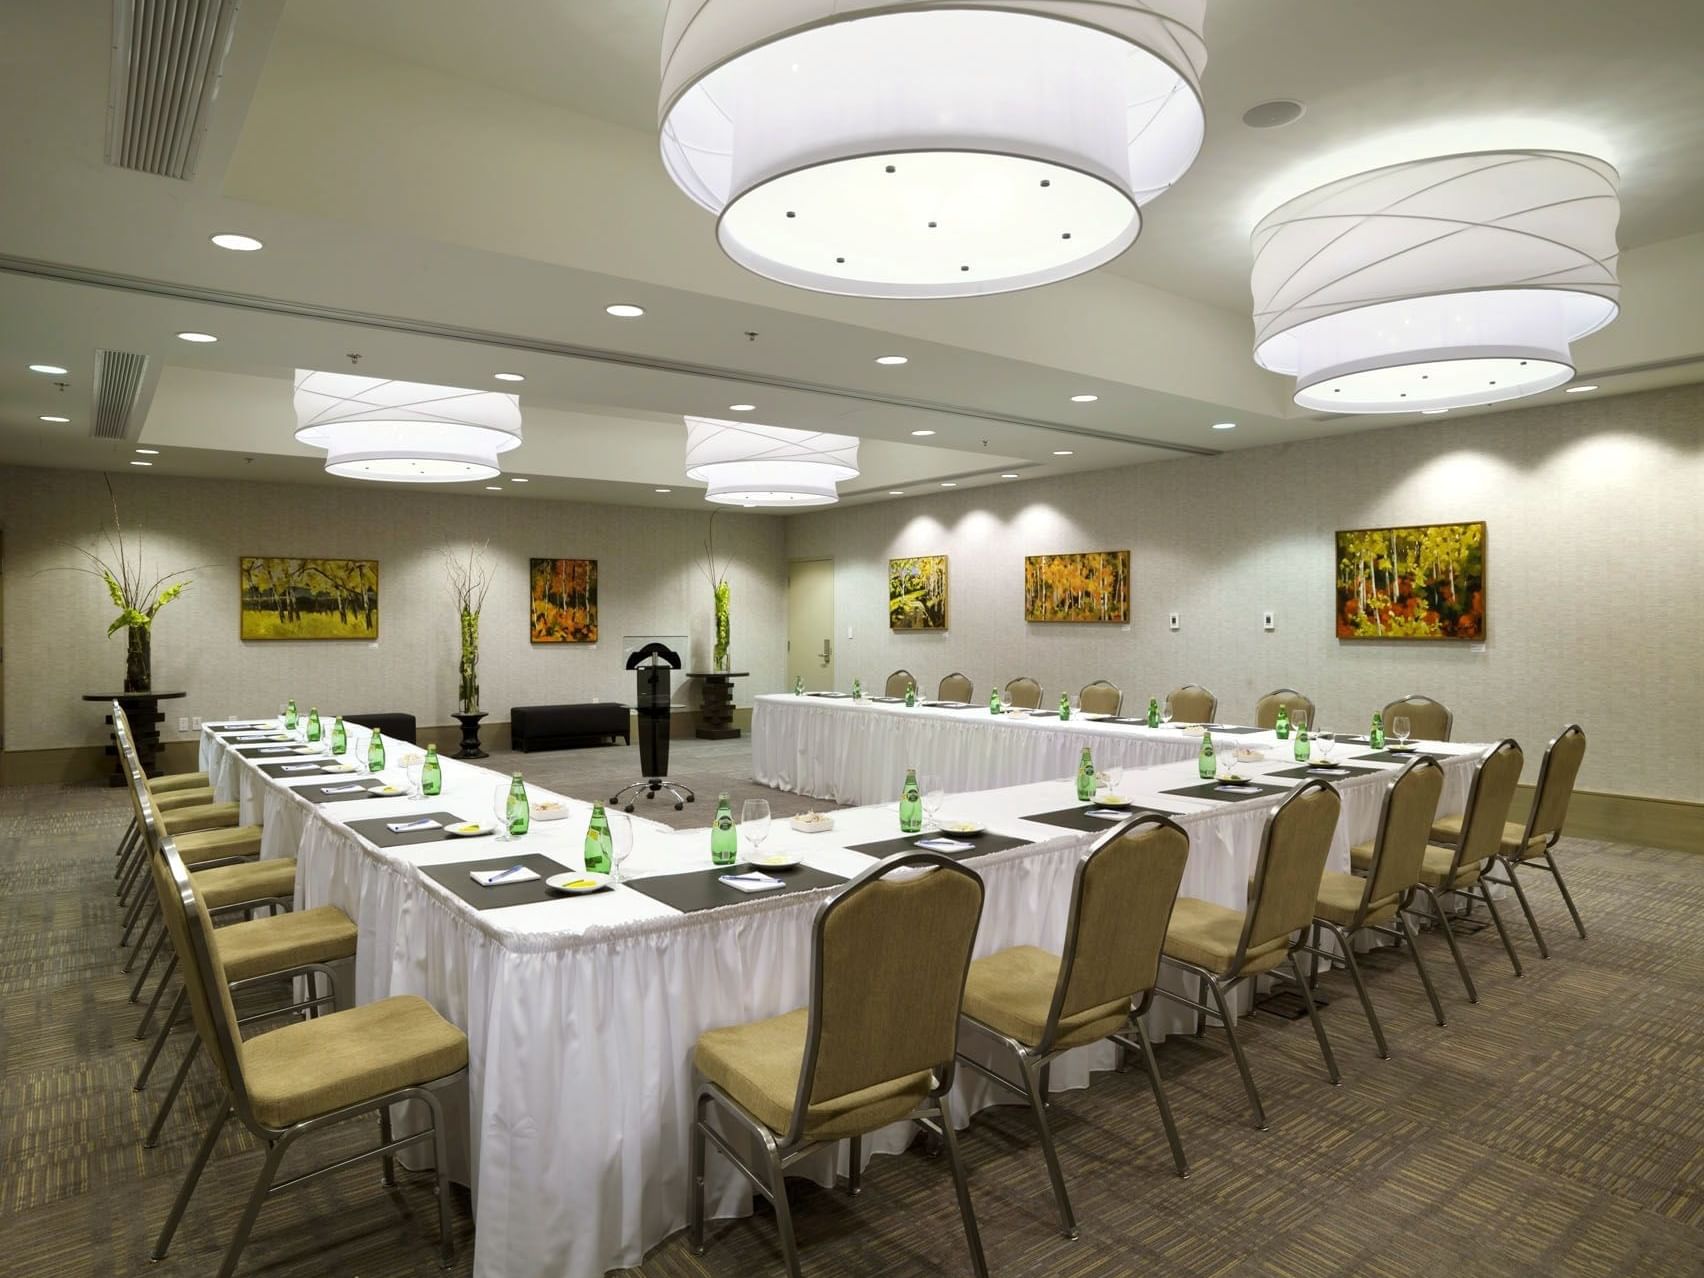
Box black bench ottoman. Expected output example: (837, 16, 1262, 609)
(510, 703, 631, 752)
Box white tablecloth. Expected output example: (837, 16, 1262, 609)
(752, 693, 1205, 804)
(200, 720, 1480, 1278)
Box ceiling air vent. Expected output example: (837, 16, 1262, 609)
(91, 350, 150, 440)
(106, 0, 242, 179)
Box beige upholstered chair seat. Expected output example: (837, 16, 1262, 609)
(1351, 840, 1479, 890)
(162, 801, 241, 835)
(1428, 813, 1548, 858)
(1078, 682, 1123, 716)
(192, 858, 297, 911)
(173, 823, 263, 863)
(1163, 898, 1290, 976)
(695, 1007, 934, 1142)
(153, 786, 218, 811)
(242, 994, 468, 1127)
(961, 946, 1130, 1053)
(1314, 871, 1398, 929)
(215, 906, 357, 982)
(150, 770, 211, 793)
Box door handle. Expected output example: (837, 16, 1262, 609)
(819, 638, 832, 667)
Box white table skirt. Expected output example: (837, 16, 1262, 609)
(752, 693, 1204, 805)
(201, 721, 1481, 1278)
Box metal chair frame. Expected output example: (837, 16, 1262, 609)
(1478, 724, 1589, 957)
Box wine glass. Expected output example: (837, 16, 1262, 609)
(276, 703, 287, 730)
(1292, 709, 1309, 735)
(1315, 731, 1336, 765)
(608, 810, 634, 883)
(1160, 704, 1175, 727)
(492, 781, 514, 842)
(921, 775, 945, 828)
(1392, 716, 1412, 749)
(1100, 765, 1124, 799)
(405, 757, 425, 799)
(740, 799, 771, 862)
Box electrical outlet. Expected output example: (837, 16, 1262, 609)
(192, 716, 202, 730)
(1262, 610, 1275, 631)
(177, 716, 189, 732)
(1168, 612, 1180, 631)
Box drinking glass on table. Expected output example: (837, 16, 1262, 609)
(921, 775, 945, 828)
(405, 757, 425, 799)
(740, 799, 772, 861)
(1392, 716, 1412, 749)
(1160, 704, 1175, 727)
(608, 810, 634, 883)
(1291, 710, 1309, 735)
(1101, 765, 1124, 797)
(493, 781, 515, 842)
(1314, 731, 1336, 765)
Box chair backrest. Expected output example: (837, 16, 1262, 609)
(345, 712, 417, 744)
(1165, 684, 1217, 723)
(1524, 725, 1586, 848)
(1449, 739, 1525, 880)
(1002, 676, 1043, 709)
(1237, 781, 1341, 967)
(789, 852, 984, 1145)
(1380, 694, 1454, 741)
(1356, 757, 1446, 916)
(1255, 688, 1316, 731)
(937, 672, 974, 702)
(884, 669, 917, 699)
(1044, 816, 1190, 1051)
(1078, 680, 1123, 716)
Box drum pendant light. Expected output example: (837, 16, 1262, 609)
(684, 417, 860, 506)
(658, 0, 1208, 299)
(1250, 151, 1620, 413)
(293, 370, 523, 482)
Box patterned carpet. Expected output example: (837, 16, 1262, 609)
(2, 751, 1701, 1278)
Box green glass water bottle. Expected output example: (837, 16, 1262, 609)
(1198, 730, 1216, 780)
(306, 707, 322, 743)
(989, 688, 1002, 715)
(421, 744, 442, 796)
(285, 698, 298, 730)
(1076, 747, 1096, 801)
(366, 727, 386, 773)
(584, 803, 613, 874)
(1369, 712, 1386, 750)
(711, 793, 737, 865)
(1058, 693, 1071, 721)
(1293, 721, 1311, 763)
(899, 768, 922, 833)
(793, 674, 805, 696)
(506, 773, 530, 837)
(1275, 705, 1290, 739)
(331, 716, 346, 755)
(904, 682, 917, 708)
(852, 677, 862, 701)
(1147, 697, 1160, 728)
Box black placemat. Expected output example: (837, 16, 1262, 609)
(625, 863, 848, 914)
(212, 727, 283, 739)
(257, 760, 357, 780)
(845, 832, 1032, 863)
(1200, 725, 1264, 735)
(295, 781, 396, 805)
(1269, 764, 1383, 781)
(804, 691, 853, 698)
(232, 744, 320, 758)
(1162, 780, 1293, 804)
(1028, 710, 1061, 718)
(418, 852, 578, 911)
(1023, 805, 1182, 832)
(921, 700, 972, 709)
(1353, 749, 1453, 764)
(346, 810, 471, 848)
(1107, 717, 1164, 727)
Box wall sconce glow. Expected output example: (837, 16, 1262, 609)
(210, 233, 263, 251)
(28, 363, 68, 375)
(684, 416, 859, 506)
(606, 304, 645, 318)
(176, 332, 218, 343)
(293, 369, 523, 483)
(875, 355, 909, 366)
(659, 0, 1207, 298)
(1564, 384, 1599, 393)
(40, 415, 70, 423)
(494, 372, 525, 383)
(1251, 151, 1620, 414)
(1070, 394, 1099, 403)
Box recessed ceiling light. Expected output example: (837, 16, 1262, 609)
(1421, 408, 1449, 415)
(654, 487, 672, 493)
(1000, 473, 1019, 479)
(1052, 449, 1074, 456)
(28, 363, 67, 375)
(1069, 393, 1098, 403)
(135, 448, 160, 454)
(494, 372, 525, 383)
(728, 403, 756, 412)
(39, 415, 70, 423)
(910, 429, 935, 437)
(176, 331, 218, 343)
(1242, 99, 1306, 129)
(888, 490, 905, 495)
(210, 233, 263, 252)
(510, 476, 528, 483)
(1211, 421, 1236, 430)
(130, 460, 153, 467)
(485, 485, 502, 491)
(606, 304, 645, 318)
(875, 355, 909, 366)
(940, 481, 957, 487)
(1564, 384, 1598, 393)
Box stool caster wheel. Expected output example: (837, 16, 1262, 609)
(687, 794, 696, 802)
(623, 804, 634, 814)
(674, 803, 684, 811)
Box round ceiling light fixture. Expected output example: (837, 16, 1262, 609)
(684, 416, 859, 506)
(658, 0, 1207, 298)
(293, 369, 523, 482)
(1251, 150, 1620, 413)
(606, 303, 645, 318)
(176, 331, 218, 343)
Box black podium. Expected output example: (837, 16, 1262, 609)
(611, 642, 695, 812)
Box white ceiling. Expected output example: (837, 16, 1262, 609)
(1, 0, 1701, 507)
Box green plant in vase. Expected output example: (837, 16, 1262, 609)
(442, 542, 494, 713)
(702, 511, 732, 673)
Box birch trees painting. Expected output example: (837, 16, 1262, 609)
(888, 555, 949, 630)
(530, 558, 599, 643)
(1023, 551, 1131, 623)
(239, 557, 378, 640)
(1335, 522, 1485, 639)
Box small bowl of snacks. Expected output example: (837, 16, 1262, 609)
(790, 811, 835, 833)
(530, 798, 571, 821)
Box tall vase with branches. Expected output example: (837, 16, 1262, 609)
(443, 543, 494, 713)
(702, 511, 731, 672)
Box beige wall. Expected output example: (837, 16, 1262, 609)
(785, 385, 1704, 804)
(0, 468, 786, 752)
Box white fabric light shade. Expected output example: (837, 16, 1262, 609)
(293, 369, 522, 482)
(658, 0, 1206, 298)
(1251, 151, 1620, 413)
(684, 417, 859, 506)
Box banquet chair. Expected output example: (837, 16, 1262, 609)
(1255, 688, 1316, 731)
(1354, 740, 1525, 1001)
(884, 669, 918, 699)
(1002, 676, 1043, 709)
(150, 837, 465, 1278)
(957, 816, 1191, 1237)
(1380, 694, 1454, 741)
(1077, 680, 1123, 716)
(1155, 781, 1343, 1128)
(1165, 684, 1218, 723)
(1307, 757, 1449, 1054)
(938, 672, 974, 702)
(690, 852, 989, 1278)
(1459, 725, 1589, 957)
(110, 700, 211, 879)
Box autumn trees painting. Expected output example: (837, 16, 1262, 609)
(1023, 551, 1131, 623)
(1335, 522, 1485, 640)
(239, 557, 378, 640)
(530, 558, 599, 643)
(889, 555, 948, 630)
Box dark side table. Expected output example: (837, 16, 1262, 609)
(83, 691, 186, 786)
(684, 672, 748, 740)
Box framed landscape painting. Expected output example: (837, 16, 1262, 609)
(889, 555, 948, 630)
(239, 557, 378, 640)
(1336, 522, 1486, 640)
(530, 558, 599, 643)
(1024, 551, 1130, 623)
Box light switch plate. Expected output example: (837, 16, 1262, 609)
(191, 716, 201, 730)
(1168, 612, 1180, 631)
(1262, 610, 1275, 631)
(177, 716, 189, 732)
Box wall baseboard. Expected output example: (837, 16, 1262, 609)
(1510, 784, 1701, 854)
